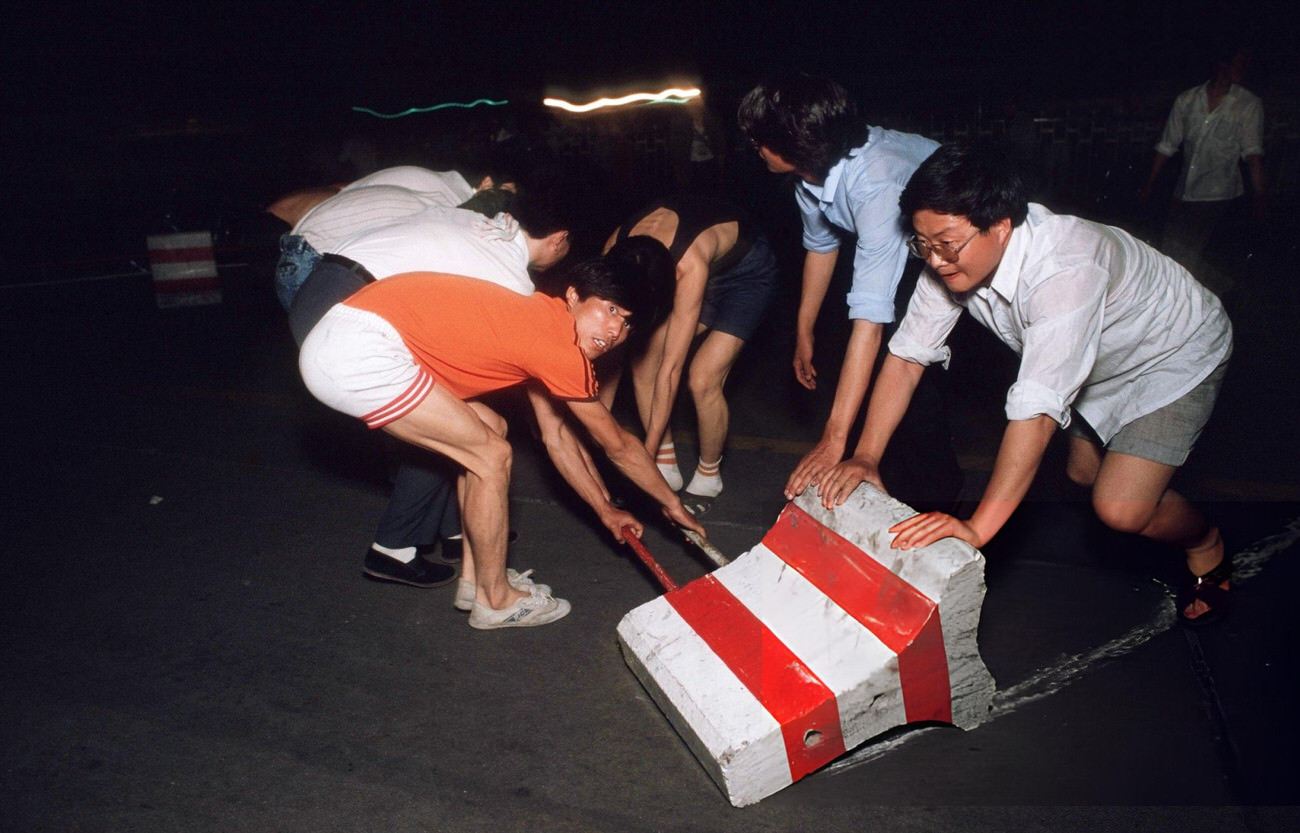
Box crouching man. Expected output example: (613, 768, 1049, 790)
(299, 259, 706, 629)
(816, 141, 1233, 626)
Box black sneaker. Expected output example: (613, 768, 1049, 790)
(438, 530, 520, 564)
(363, 548, 457, 588)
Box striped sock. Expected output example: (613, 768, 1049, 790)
(656, 439, 683, 491)
(686, 456, 723, 498)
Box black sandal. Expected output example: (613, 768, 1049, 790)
(1176, 536, 1231, 627)
(680, 491, 716, 517)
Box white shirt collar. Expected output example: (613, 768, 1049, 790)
(984, 209, 1036, 302)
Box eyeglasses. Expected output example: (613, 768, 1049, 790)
(907, 228, 981, 263)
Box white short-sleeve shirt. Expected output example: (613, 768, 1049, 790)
(333, 205, 534, 295)
(1155, 83, 1264, 202)
(292, 167, 475, 254)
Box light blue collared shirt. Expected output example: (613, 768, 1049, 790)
(796, 127, 939, 323)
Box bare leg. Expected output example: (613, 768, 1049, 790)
(687, 330, 746, 467)
(385, 390, 523, 610)
(1088, 448, 1222, 618)
(597, 358, 624, 412)
(629, 325, 668, 432)
(456, 471, 474, 586)
(629, 324, 683, 488)
(454, 403, 509, 591)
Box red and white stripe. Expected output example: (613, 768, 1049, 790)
(147, 231, 221, 307)
(619, 495, 987, 807)
(361, 370, 435, 429)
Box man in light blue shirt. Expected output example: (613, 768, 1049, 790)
(739, 72, 959, 509)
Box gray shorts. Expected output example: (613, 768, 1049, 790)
(1068, 359, 1228, 467)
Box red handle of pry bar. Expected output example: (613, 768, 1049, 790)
(622, 527, 680, 592)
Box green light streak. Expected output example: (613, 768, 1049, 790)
(351, 99, 509, 119)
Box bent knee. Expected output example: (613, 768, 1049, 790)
(687, 367, 724, 401)
(1092, 498, 1155, 536)
(476, 407, 509, 438)
(470, 433, 513, 481)
(1066, 459, 1097, 488)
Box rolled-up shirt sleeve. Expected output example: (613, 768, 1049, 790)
(1004, 264, 1107, 426)
(889, 272, 962, 368)
(797, 187, 841, 254)
(1154, 90, 1190, 157)
(845, 182, 911, 323)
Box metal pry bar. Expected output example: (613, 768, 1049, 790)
(683, 529, 730, 569)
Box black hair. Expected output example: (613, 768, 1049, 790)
(574, 235, 674, 332)
(737, 71, 870, 182)
(1210, 40, 1254, 76)
(506, 168, 585, 238)
(456, 149, 520, 194)
(899, 140, 1029, 231)
(456, 187, 516, 218)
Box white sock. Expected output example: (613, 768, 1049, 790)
(372, 543, 417, 563)
(656, 439, 683, 491)
(686, 456, 723, 498)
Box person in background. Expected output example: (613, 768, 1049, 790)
(290, 185, 576, 598)
(1140, 44, 1264, 297)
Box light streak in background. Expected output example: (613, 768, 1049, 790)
(351, 99, 509, 119)
(543, 87, 701, 113)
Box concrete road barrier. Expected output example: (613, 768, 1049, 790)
(147, 231, 221, 308)
(618, 484, 996, 806)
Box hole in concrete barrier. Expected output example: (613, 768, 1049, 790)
(803, 730, 823, 748)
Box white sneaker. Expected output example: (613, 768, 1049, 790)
(468, 586, 571, 630)
(454, 569, 551, 611)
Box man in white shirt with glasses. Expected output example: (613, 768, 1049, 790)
(817, 141, 1234, 627)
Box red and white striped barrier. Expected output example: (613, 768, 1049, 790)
(617, 485, 995, 806)
(147, 231, 221, 308)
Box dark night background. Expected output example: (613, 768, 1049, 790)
(2, 4, 1300, 825)
(2, 0, 1295, 286)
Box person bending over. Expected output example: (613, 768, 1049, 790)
(601, 196, 778, 514)
(299, 259, 705, 629)
(818, 141, 1233, 626)
(737, 72, 961, 511)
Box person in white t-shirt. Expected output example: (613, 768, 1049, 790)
(1141, 46, 1265, 296)
(288, 185, 578, 594)
(818, 141, 1234, 626)
(270, 166, 503, 310)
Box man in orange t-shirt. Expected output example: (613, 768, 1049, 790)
(300, 258, 704, 629)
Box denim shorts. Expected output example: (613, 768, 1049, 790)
(1068, 359, 1228, 467)
(274, 234, 323, 312)
(699, 235, 778, 342)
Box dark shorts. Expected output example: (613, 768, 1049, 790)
(699, 235, 778, 342)
(287, 258, 373, 347)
